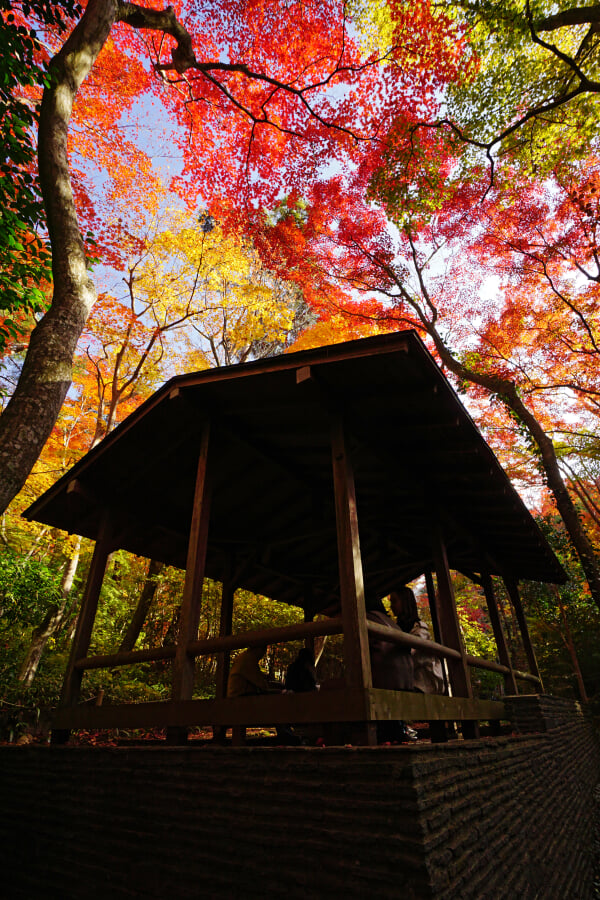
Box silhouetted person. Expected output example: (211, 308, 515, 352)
(227, 644, 300, 744)
(285, 647, 318, 693)
(227, 644, 272, 698)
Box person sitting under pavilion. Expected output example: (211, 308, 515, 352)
(227, 644, 272, 698)
(285, 647, 318, 693)
(389, 586, 444, 695)
(226, 644, 301, 745)
(366, 599, 416, 742)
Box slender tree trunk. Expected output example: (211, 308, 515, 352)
(555, 588, 588, 702)
(119, 559, 164, 653)
(567, 476, 600, 532)
(23, 526, 50, 560)
(425, 327, 600, 613)
(18, 537, 82, 688)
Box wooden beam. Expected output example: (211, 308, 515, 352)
(432, 528, 473, 698)
(171, 421, 212, 706)
(187, 617, 343, 657)
(330, 414, 372, 692)
(366, 620, 462, 660)
(482, 574, 518, 694)
(504, 577, 543, 687)
(365, 620, 536, 683)
(368, 689, 505, 724)
(73, 617, 539, 686)
(51, 688, 504, 732)
(76, 645, 176, 670)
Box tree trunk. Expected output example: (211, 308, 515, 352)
(0, 0, 119, 513)
(426, 327, 600, 614)
(119, 559, 164, 653)
(555, 588, 588, 702)
(18, 537, 82, 688)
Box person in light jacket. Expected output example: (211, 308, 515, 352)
(390, 586, 444, 694)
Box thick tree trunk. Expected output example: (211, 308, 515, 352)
(18, 537, 82, 688)
(426, 328, 600, 614)
(0, 0, 119, 513)
(119, 559, 164, 652)
(0, 1, 202, 514)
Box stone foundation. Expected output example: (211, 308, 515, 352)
(1, 696, 597, 898)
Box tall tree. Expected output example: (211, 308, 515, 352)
(255, 166, 600, 611)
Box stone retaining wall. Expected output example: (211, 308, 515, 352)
(1, 696, 597, 899)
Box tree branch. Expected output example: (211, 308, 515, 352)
(537, 4, 600, 33)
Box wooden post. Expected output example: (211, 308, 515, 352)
(213, 574, 235, 744)
(303, 586, 315, 654)
(424, 570, 449, 741)
(169, 422, 212, 743)
(330, 414, 375, 746)
(503, 576, 543, 688)
(215, 577, 235, 702)
(424, 570, 443, 644)
(51, 515, 113, 743)
(330, 414, 372, 692)
(482, 574, 518, 695)
(431, 529, 472, 700)
(425, 570, 450, 694)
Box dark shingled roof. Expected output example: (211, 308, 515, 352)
(24, 330, 566, 613)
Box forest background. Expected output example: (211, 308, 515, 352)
(1, 0, 600, 742)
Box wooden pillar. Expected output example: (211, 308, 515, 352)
(51, 516, 113, 743)
(169, 422, 212, 742)
(424, 570, 442, 644)
(215, 577, 235, 702)
(330, 414, 372, 692)
(482, 574, 518, 695)
(424, 570, 449, 742)
(303, 586, 315, 654)
(331, 414, 376, 746)
(213, 577, 235, 744)
(425, 570, 450, 700)
(431, 529, 472, 700)
(503, 576, 543, 688)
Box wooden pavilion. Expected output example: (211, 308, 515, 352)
(25, 331, 565, 745)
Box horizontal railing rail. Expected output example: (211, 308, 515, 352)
(365, 621, 541, 686)
(75, 615, 539, 687)
(75, 617, 344, 672)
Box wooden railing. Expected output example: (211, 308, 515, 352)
(75, 617, 344, 671)
(365, 621, 541, 687)
(74, 615, 540, 688)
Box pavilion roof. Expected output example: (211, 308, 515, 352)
(24, 330, 565, 613)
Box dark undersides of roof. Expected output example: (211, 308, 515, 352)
(24, 331, 566, 615)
